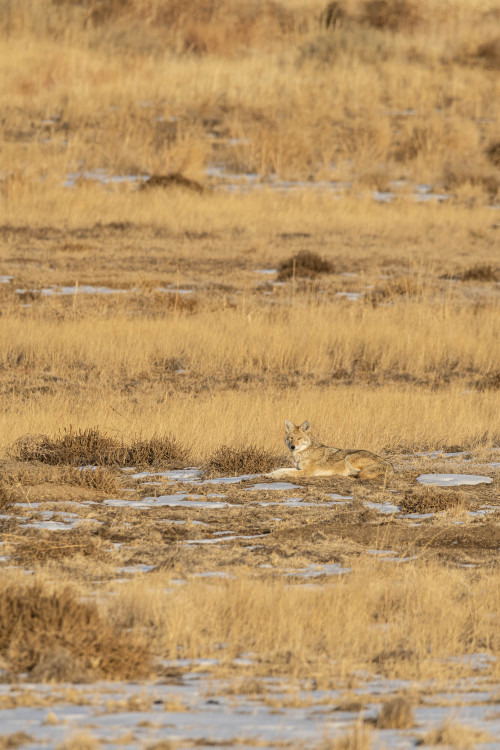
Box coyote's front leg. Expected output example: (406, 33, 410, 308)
(266, 467, 302, 479)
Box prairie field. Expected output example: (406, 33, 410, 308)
(1, 0, 500, 748)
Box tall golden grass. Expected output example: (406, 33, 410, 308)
(111, 559, 500, 681)
(1, 0, 499, 188)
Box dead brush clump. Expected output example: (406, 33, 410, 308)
(400, 487, 466, 515)
(360, 0, 421, 32)
(203, 445, 282, 477)
(417, 721, 493, 748)
(127, 434, 191, 468)
(11, 430, 124, 466)
(459, 263, 498, 282)
(375, 695, 415, 729)
(0, 580, 151, 681)
(277, 250, 334, 281)
(11, 429, 190, 469)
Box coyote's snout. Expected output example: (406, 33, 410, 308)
(268, 420, 394, 481)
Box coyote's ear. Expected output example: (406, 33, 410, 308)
(284, 419, 294, 432)
(300, 420, 311, 431)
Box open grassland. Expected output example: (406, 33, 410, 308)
(1, 1, 500, 748)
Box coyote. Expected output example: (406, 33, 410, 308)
(268, 420, 394, 481)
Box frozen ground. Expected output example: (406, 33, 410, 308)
(0, 455, 498, 748)
(1, 672, 500, 749)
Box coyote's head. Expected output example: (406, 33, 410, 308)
(284, 420, 312, 453)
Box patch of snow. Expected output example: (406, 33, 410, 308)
(364, 501, 400, 514)
(104, 494, 230, 509)
(287, 563, 351, 578)
(246, 482, 300, 491)
(335, 292, 362, 301)
(132, 468, 203, 481)
(202, 474, 261, 485)
(417, 474, 493, 487)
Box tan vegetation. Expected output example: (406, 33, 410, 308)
(0, 1, 499, 745)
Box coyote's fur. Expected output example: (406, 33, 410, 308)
(268, 420, 394, 481)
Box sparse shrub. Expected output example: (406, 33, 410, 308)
(0, 581, 151, 680)
(204, 445, 282, 477)
(361, 0, 420, 32)
(375, 695, 414, 729)
(277, 250, 333, 281)
(11, 429, 190, 469)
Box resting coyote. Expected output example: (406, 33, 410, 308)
(268, 420, 394, 481)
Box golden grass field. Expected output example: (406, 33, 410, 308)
(1, 0, 500, 747)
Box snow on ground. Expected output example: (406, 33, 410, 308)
(417, 474, 493, 487)
(1, 673, 499, 750)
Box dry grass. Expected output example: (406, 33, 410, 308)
(0, 5, 499, 737)
(399, 487, 466, 515)
(417, 721, 493, 748)
(110, 561, 500, 680)
(324, 722, 371, 750)
(375, 695, 415, 729)
(203, 445, 283, 477)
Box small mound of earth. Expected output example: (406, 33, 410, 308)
(417, 474, 492, 487)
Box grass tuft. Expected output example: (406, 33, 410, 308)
(277, 250, 334, 281)
(375, 695, 415, 729)
(324, 721, 371, 750)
